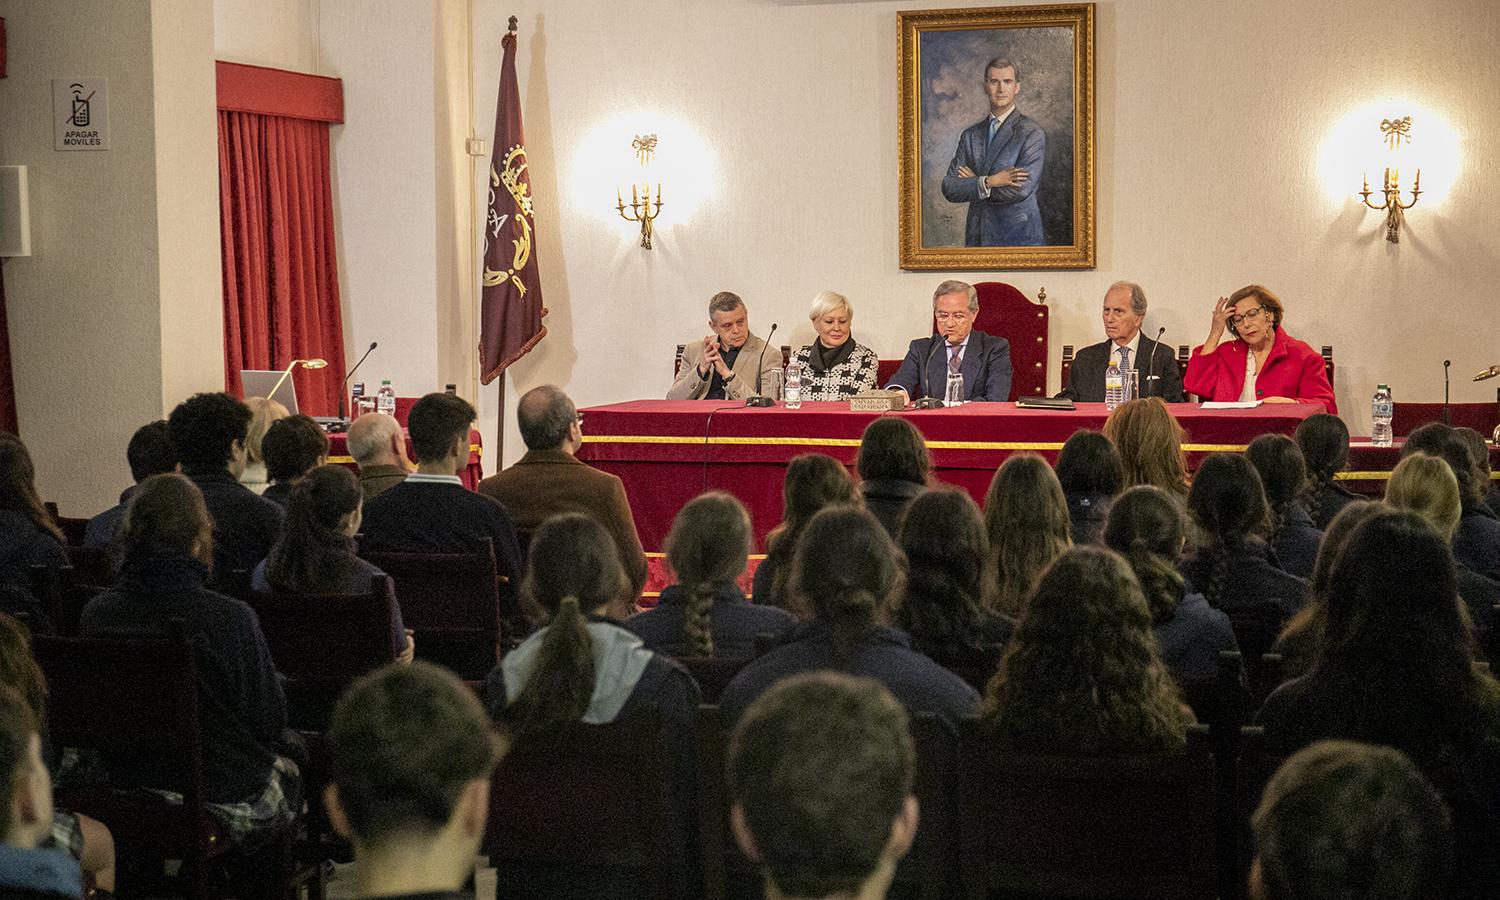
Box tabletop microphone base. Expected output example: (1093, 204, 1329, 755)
(744, 396, 775, 408)
(912, 397, 946, 410)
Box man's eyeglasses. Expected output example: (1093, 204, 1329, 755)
(1231, 306, 1268, 326)
(934, 311, 971, 323)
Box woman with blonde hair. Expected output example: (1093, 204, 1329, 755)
(982, 453, 1071, 617)
(239, 396, 289, 494)
(1102, 397, 1189, 499)
(792, 291, 880, 401)
(628, 492, 795, 658)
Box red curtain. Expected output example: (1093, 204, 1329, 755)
(217, 84, 346, 415)
(0, 262, 16, 433)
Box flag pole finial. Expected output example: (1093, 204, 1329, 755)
(508, 16, 518, 33)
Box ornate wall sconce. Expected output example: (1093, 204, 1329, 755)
(616, 134, 664, 249)
(1358, 116, 1421, 243)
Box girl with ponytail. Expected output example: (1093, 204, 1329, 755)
(719, 507, 979, 725)
(254, 464, 413, 661)
(1104, 486, 1237, 684)
(628, 493, 794, 658)
(1246, 434, 1322, 578)
(1294, 413, 1361, 529)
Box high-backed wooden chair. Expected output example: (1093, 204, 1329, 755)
(875, 282, 1049, 400)
(956, 721, 1218, 900)
(1175, 345, 1336, 404)
(361, 541, 505, 680)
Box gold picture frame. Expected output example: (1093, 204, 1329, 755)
(898, 4, 1095, 270)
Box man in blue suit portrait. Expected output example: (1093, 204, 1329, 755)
(886, 280, 1012, 403)
(939, 57, 1047, 247)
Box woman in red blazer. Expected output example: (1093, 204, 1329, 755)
(1183, 285, 1337, 414)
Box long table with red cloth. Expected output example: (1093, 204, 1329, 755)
(326, 426, 485, 489)
(577, 400, 1331, 553)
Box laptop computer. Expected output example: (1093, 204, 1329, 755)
(240, 370, 300, 414)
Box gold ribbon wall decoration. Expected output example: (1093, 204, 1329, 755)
(483, 144, 533, 294)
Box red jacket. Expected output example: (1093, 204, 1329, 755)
(1183, 329, 1337, 415)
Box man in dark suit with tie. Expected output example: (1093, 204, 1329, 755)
(1058, 281, 1185, 402)
(887, 280, 1012, 403)
(940, 57, 1047, 247)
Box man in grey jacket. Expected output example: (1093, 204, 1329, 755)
(668, 291, 784, 401)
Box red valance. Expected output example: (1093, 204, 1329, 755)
(215, 60, 343, 123)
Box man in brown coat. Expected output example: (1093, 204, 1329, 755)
(478, 385, 649, 600)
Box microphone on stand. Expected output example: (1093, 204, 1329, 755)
(912, 332, 947, 410)
(1443, 360, 1452, 424)
(1143, 326, 1167, 397)
(331, 341, 378, 432)
(744, 323, 779, 408)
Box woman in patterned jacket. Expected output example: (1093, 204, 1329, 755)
(794, 291, 880, 401)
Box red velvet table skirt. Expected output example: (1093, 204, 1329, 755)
(576, 400, 1326, 554)
(326, 426, 485, 490)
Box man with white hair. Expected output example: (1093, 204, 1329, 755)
(346, 412, 409, 500)
(1058, 281, 1183, 402)
(886, 280, 1012, 403)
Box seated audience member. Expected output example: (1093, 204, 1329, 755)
(478, 385, 647, 599)
(895, 488, 1012, 674)
(252, 465, 414, 662)
(1105, 486, 1238, 685)
(238, 396, 289, 494)
(1453, 426, 1500, 518)
(0, 614, 115, 896)
(1402, 422, 1500, 581)
(627, 493, 795, 658)
(358, 393, 522, 618)
(79, 474, 299, 848)
(485, 513, 699, 899)
(1250, 740, 1452, 900)
(1385, 452, 1500, 636)
(258, 414, 329, 507)
(793, 291, 880, 401)
(720, 507, 979, 725)
(752, 453, 856, 611)
(0, 435, 68, 617)
(1256, 510, 1500, 899)
(1270, 502, 1384, 681)
(729, 673, 917, 900)
(1102, 397, 1189, 499)
(1054, 429, 1124, 544)
(1183, 285, 1337, 413)
(166, 392, 284, 586)
(886, 280, 1012, 403)
(324, 662, 503, 900)
(855, 416, 931, 538)
(345, 412, 408, 501)
(1181, 453, 1307, 621)
(1294, 413, 1362, 529)
(983, 453, 1071, 617)
(0, 683, 83, 900)
(84, 420, 176, 548)
(1057, 281, 1184, 403)
(667, 291, 783, 401)
(1246, 434, 1322, 578)
(981, 546, 1191, 753)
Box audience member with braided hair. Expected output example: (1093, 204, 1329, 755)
(1180, 454, 1306, 635)
(894, 488, 1012, 675)
(981, 545, 1192, 754)
(1054, 429, 1124, 544)
(252, 465, 413, 662)
(982, 453, 1072, 617)
(1402, 422, 1500, 581)
(1293, 413, 1362, 529)
(0, 434, 67, 625)
(1104, 486, 1237, 684)
(752, 453, 857, 611)
(1246, 434, 1322, 578)
(1453, 426, 1500, 518)
(855, 416, 931, 538)
(1270, 501, 1384, 681)
(1101, 397, 1189, 499)
(1256, 510, 1500, 899)
(628, 492, 794, 658)
(1385, 452, 1500, 636)
(720, 506, 978, 725)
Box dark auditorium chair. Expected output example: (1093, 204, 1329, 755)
(44, 501, 90, 547)
(675, 656, 751, 704)
(1178, 650, 1248, 739)
(33, 627, 304, 899)
(485, 711, 680, 900)
(1223, 603, 1291, 693)
(30, 562, 111, 637)
(361, 541, 506, 680)
(956, 720, 1218, 900)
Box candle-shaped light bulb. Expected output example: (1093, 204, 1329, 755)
(1414, 168, 1421, 192)
(1362, 172, 1369, 193)
(617, 187, 623, 209)
(632, 183, 638, 205)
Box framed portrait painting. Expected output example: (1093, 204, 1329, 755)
(898, 4, 1095, 270)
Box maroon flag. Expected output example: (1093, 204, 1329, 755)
(479, 17, 546, 384)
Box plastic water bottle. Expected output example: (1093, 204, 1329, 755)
(376, 379, 397, 417)
(1371, 384, 1394, 447)
(1104, 361, 1124, 410)
(945, 371, 965, 406)
(784, 362, 802, 409)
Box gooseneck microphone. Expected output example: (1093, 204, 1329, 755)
(1443, 359, 1452, 424)
(744, 323, 779, 408)
(333, 341, 378, 430)
(1144, 326, 1166, 397)
(913, 331, 947, 410)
